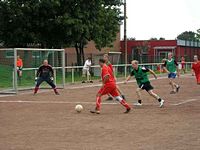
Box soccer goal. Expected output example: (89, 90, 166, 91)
(0, 48, 65, 94)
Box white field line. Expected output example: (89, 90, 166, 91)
(0, 100, 117, 105)
(171, 99, 199, 106)
(0, 98, 199, 106)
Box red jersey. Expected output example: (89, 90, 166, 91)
(101, 64, 115, 84)
(17, 59, 23, 67)
(192, 61, 200, 75)
(106, 61, 116, 81)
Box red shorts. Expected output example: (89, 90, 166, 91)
(98, 83, 119, 97)
(196, 74, 200, 84)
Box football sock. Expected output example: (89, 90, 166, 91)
(96, 96, 101, 110)
(120, 99, 131, 109)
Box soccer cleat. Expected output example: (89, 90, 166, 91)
(90, 80, 93, 83)
(159, 99, 165, 108)
(124, 108, 131, 113)
(134, 102, 142, 106)
(82, 81, 86, 83)
(170, 91, 176, 94)
(90, 109, 100, 114)
(106, 96, 113, 101)
(176, 86, 180, 93)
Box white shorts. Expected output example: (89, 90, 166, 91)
(82, 69, 90, 77)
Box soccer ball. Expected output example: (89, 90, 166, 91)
(75, 104, 83, 113)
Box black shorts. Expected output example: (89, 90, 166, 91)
(139, 82, 154, 91)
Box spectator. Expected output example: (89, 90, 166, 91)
(82, 57, 93, 83)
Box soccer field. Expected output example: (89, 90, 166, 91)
(0, 75, 199, 150)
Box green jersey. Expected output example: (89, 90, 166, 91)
(164, 58, 178, 73)
(130, 66, 150, 86)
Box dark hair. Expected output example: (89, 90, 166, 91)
(99, 58, 105, 63)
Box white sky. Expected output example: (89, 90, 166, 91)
(120, 0, 200, 40)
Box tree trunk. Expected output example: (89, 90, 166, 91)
(75, 43, 81, 66)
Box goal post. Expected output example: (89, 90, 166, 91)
(0, 48, 65, 94)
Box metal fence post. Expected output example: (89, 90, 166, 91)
(13, 48, 18, 94)
(72, 68, 74, 83)
(124, 64, 127, 79)
(62, 50, 65, 88)
(54, 69, 57, 85)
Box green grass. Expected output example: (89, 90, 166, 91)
(0, 64, 13, 89)
(0, 64, 192, 90)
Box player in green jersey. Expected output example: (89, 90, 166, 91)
(124, 60, 164, 108)
(163, 52, 180, 94)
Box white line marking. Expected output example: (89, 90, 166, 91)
(171, 99, 199, 106)
(0, 100, 118, 105)
(0, 98, 199, 106)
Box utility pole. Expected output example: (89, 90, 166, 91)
(124, 0, 127, 77)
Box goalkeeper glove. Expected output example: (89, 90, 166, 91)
(35, 77, 38, 81)
(50, 77, 54, 81)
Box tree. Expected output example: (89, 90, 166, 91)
(159, 37, 165, 40)
(0, 0, 123, 66)
(177, 31, 199, 41)
(149, 37, 158, 41)
(197, 29, 200, 40)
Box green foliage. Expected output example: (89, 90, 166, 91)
(177, 31, 200, 41)
(0, 0, 122, 49)
(0, 0, 123, 66)
(197, 29, 200, 40)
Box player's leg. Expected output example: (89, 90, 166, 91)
(90, 87, 107, 114)
(46, 78, 59, 95)
(135, 87, 143, 106)
(116, 85, 126, 100)
(168, 73, 180, 94)
(170, 78, 180, 93)
(196, 74, 200, 85)
(111, 89, 131, 113)
(147, 90, 164, 108)
(34, 77, 43, 94)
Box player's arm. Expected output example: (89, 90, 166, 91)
(148, 69, 157, 79)
(174, 60, 180, 77)
(49, 66, 54, 77)
(35, 66, 42, 80)
(124, 70, 134, 84)
(49, 66, 54, 81)
(163, 61, 170, 73)
(102, 74, 110, 85)
(191, 65, 195, 76)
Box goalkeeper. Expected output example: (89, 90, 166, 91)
(34, 60, 59, 95)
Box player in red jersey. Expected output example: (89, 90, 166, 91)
(90, 59, 131, 114)
(192, 55, 200, 84)
(103, 54, 125, 101)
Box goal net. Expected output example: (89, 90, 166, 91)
(0, 48, 65, 94)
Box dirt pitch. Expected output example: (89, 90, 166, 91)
(0, 75, 200, 150)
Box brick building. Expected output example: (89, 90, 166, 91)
(120, 40, 200, 63)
